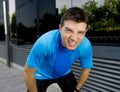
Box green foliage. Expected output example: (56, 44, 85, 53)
(82, 0, 120, 31)
(58, 5, 67, 18)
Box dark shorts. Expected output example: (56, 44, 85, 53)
(27, 72, 77, 92)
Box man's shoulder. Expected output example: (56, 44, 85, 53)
(40, 29, 59, 40)
(80, 37, 91, 47)
(35, 29, 60, 48)
(76, 37, 92, 59)
(76, 37, 92, 52)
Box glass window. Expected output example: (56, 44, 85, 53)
(38, 0, 59, 36)
(15, 0, 37, 44)
(0, 0, 5, 41)
(15, 0, 58, 44)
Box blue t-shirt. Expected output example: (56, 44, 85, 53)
(27, 29, 93, 79)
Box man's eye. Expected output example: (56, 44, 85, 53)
(66, 30, 72, 33)
(78, 31, 85, 35)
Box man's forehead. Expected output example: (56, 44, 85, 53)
(63, 21, 87, 31)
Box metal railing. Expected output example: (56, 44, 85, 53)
(72, 57, 120, 92)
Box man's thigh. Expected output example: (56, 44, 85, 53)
(57, 72, 77, 92)
(36, 79, 54, 92)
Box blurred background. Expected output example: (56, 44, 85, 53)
(0, 0, 120, 92)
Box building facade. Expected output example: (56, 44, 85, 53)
(0, 0, 5, 40)
(0, 0, 120, 91)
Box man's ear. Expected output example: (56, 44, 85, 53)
(59, 24, 62, 30)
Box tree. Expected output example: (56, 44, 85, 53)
(103, 0, 119, 30)
(82, 0, 98, 30)
(58, 5, 67, 18)
(83, 0, 120, 31)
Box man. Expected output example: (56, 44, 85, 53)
(23, 7, 93, 92)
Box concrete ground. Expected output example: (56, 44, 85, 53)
(0, 59, 62, 92)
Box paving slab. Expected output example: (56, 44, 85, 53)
(0, 60, 62, 92)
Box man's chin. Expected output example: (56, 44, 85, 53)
(67, 46, 77, 50)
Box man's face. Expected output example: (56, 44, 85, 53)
(59, 20, 87, 50)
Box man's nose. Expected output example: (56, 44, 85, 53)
(70, 34, 77, 41)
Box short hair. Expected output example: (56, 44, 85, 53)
(60, 7, 89, 27)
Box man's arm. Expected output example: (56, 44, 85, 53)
(23, 64, 38, 92)
(75, 68, 91, 91)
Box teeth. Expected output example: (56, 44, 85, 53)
(70, 41, 75, 44)
(69, 40, 76, 46)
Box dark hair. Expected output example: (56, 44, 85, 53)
(60, 7, 89, 27)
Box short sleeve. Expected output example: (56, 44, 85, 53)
(26, 38, 48, 68)
(79, 38, 93, 68)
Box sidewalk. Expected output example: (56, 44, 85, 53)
(0, 59, 62, 92)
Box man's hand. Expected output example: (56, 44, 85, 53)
(73, 88, 79, 92)
(75, 68, 91, 90)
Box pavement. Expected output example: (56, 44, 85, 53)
(0, 58, 62, 92)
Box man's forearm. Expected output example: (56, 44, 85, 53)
(24, 73, 38, 92)
(75, 68, 91, 90)
(23, 64, 38, 92)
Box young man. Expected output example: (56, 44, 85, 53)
(23, 7, 93, 92)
